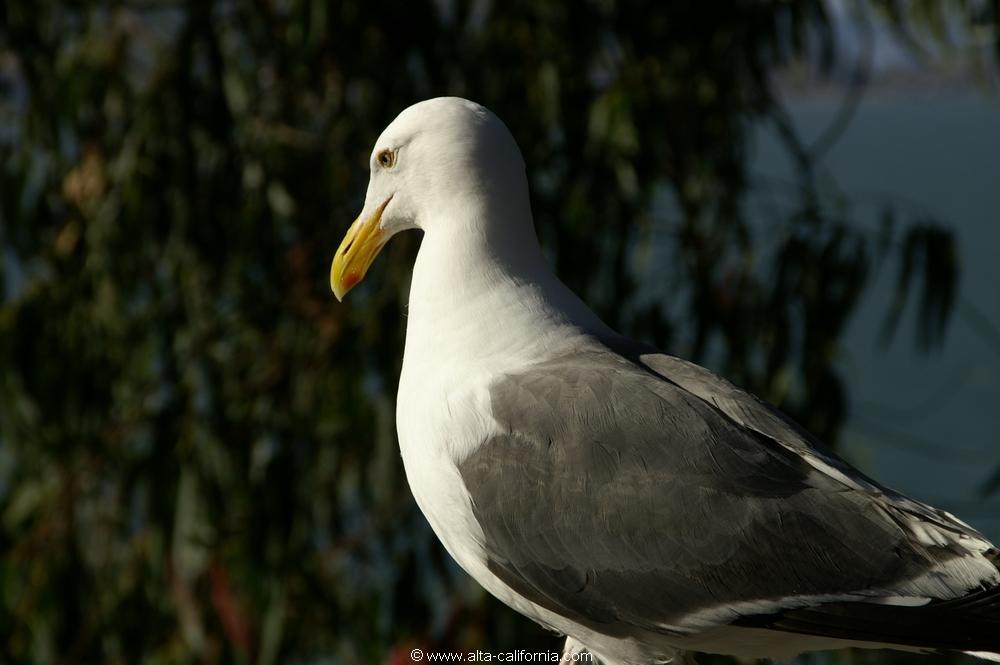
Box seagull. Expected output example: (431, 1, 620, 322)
(329, 97, 1000, 664)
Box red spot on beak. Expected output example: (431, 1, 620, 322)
(343, 271, 361, 290)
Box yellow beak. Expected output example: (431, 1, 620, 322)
(330, 197, 392, 301)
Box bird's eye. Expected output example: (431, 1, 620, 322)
(377, 149, 396, 169)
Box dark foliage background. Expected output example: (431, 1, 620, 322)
(1, 1, 997, 663)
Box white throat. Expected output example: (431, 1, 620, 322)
(400, 211, 608, 390)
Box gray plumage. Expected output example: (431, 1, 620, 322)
(460, 337, 1000, 650)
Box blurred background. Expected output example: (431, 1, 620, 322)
(2, 1, 999, 663)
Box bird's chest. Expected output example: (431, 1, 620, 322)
(395, 373, 495, 579)
(396, 378, 609, 642)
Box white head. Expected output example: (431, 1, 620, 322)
(330, 97, 535, 300)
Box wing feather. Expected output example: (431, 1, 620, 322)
(458, 342, 999, 648)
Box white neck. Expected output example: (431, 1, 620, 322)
(400, 206, 609, 388)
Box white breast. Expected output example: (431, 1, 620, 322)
(396, 373, 558, 626)
(395, 369, 489, 568)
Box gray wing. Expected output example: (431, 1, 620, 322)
(459, 344, 1000, 644)
(622, 339, 982, 533)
